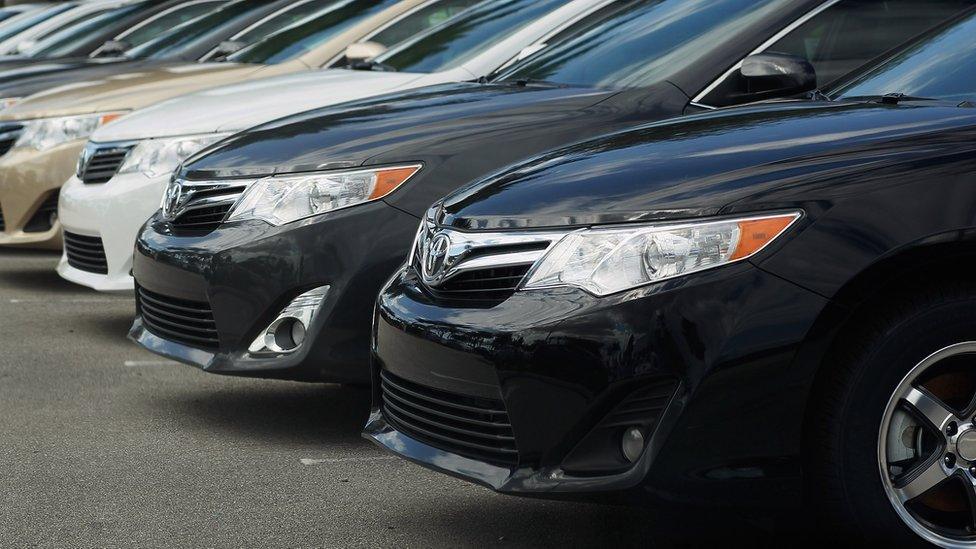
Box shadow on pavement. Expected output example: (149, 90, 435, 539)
(73, 312, 136, 343)
(0, 263, 81, 295)
(148, 382, 372, 447)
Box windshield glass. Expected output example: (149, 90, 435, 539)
(367, 0, 483, 48)
(27, 3, 149, 57)
(119, 0, 226, 49)
(376, 0, 568, 73)
(127, 0, 274, 60)
(229, 0, 402, 65)
(232, 0, 339, 44)
(499, 0, 795, 89)
(0, 4, 75, 44)
(834, 12, 976, 102)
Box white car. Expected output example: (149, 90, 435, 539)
(57, 0, 613, 292)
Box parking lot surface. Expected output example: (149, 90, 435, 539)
(0, 249, 790, 547)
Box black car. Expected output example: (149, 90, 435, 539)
(0, 0, 299, 105)
(365, 10, 976, 545)
(129, 0, 976, 384)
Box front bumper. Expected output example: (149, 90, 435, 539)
(57, 171, 168, 292)
(0, 141, 83, 250)
(129, 200, 420, 382)
(365, 262, 830, 505)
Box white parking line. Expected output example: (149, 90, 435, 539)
(124, 360, 179, 367)
(300, 457, 397, 466)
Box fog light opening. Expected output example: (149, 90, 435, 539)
(272, 318, 305, 351)
(621, 426, 646, 463)
(247, 285, 330, 355)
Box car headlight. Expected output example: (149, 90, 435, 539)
(118, 133, 230, 178)
(0, 97, 21, 111)
(522, 212, 802, 296)
(14, 112, 126, 152)
(227, 164, 422, 226)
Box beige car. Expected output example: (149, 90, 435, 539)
(0, 0, 441, 249)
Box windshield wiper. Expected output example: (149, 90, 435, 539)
(350, 60, 397, 72)
(877, 92, 936, 104)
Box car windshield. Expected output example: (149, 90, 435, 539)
(26, 3, 150, 58)
(118, 0, 227, 49)
(833, 11, 976, 103)
(375, 0, 568, 73)
(228, 0, 402, 65)
(127, 0, 275, 60)
(231, 0, 340, 44)
(498, 0, 796, 89)
(0, 4, 75, 44)
(366, 0, 483, 49)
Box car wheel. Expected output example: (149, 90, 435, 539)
(809, 286, 976, 546)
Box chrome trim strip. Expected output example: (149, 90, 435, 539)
(414, 220, 568, 287)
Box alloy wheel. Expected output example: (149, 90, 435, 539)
(880, 342, 976, 547)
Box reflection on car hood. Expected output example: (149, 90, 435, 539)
(0, 62, 268, 119)
(441, 100, 976, 229)
(196, 83, 619, 168)
(95, 69, 429, 141)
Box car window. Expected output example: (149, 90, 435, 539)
(0, 4, 75, 44)
(127, 0, 276, 60)
(27, 3, 151, 58)
(228, 0, 402, 65)
(232, 0, 339, 44)
(120, 0, 226, 48)
(700, 0, 976, 107)
(376, 0, 568, 74)
(368, 0, 484, 48)
(499, 0, 798, 89)
(834, 11, 976, 102)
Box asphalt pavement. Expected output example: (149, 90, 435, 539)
(0, 248, 779, 548)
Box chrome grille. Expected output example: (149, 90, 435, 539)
(136, 286, 219, 349)
(164, 179, 247, 233)
(63, 232, 107, 274)
(412, 218, 564, 305)
(79, 142, 134, 184)
(380, 370, 518, 466)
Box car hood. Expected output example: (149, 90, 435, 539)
(0, 62, 272, 119)
(182, 81, 692, 216)
(0, 56, 123, 82)
(439, 100, 976, 230)
(0, 59, 177, 99)
(95, 69, 429, 142)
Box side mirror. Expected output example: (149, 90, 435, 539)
(345, 41, 386, 65)
(739, 52, 817, 101)
(92, 40, 128, 58)
(211, 40, 247, 60)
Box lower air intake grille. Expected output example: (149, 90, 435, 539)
(380, 370, 518, 466)
(23, 192, 58, 233)
(63, 232, 107, 274)
(81, 145, 133, 184)
(137, 286, 219, 350)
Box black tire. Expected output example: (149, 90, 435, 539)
(807, 284, 976, 546)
